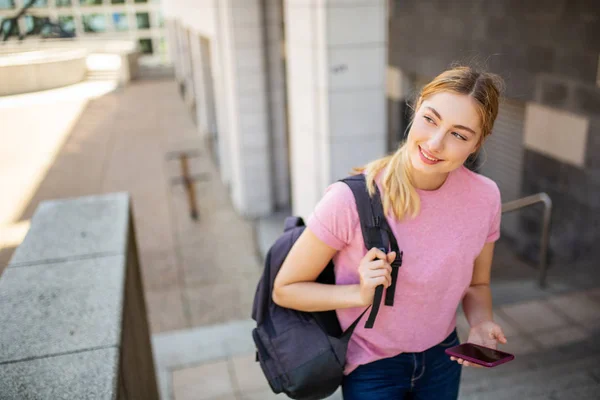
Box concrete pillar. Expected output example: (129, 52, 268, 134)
(189, 32, 209, 133)
(285, 0, 388, 218)
(167, 20, 184, 84)
(216, 0, 273, 216)
(264, 0, 290, 210)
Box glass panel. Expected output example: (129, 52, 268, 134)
(0, 0, 15, 10)
(24, 15, 34, 32)
(111, 0, 125, 3)
(135, 12, 150, 29)
(82, 14, 106, 33)
(31, 0, 48, 7)
(134, 0, 148, 3)
(112, 12, 127, 31)
(80, 0, 102, 5)
(138, 38, 153, 54)
(58, 15, 75, 33)
(56, 0, 72, 6)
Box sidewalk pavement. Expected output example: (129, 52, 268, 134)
(1, 78, 599, 400)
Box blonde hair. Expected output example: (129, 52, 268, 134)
(354, 65, 504, 220)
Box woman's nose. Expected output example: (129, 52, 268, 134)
(427, 130, 445, 152)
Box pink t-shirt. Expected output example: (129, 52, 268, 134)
(306, 165, 501, 375)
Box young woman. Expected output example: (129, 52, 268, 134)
(272, 66, 507, 399)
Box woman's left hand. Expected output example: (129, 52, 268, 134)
(450, 320, 507, 368)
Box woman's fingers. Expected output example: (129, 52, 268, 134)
(367, 271, 392, 287)
(367, 259, 385, 269)
(366, 247, 388, 261)
(368, 276, 388, 288)
(493, 329, 508, 344)
(387, 251, 396, 263)
(450, 357, 483, 368)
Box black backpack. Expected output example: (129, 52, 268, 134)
(251, 174, 403, 400)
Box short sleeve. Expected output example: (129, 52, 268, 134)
(486, 185, 502, 243)
(306, 182, 359, 250)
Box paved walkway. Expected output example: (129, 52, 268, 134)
(0, 78, 261, 335)
(1, 78, 599, 399)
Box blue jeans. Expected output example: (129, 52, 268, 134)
(342, 330, 462, 400)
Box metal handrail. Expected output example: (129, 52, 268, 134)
(501, 193, 552, 288)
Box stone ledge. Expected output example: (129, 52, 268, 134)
(0, 347, 119, 400)
(0, 255, 125, 364)
(8, 192, 129, 267)
(0, 192, 158, 399)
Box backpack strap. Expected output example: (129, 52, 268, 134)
(340, 175, 402, 329)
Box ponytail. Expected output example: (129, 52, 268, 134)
(353, 142, 420, 221)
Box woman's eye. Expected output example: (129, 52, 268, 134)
(452, 132, 467, 141)
(424, 116, 434, 124)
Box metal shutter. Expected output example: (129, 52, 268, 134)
(480, 99, 526, 238)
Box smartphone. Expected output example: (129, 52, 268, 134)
(445, 343, 514, 368)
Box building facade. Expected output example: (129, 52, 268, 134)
(164, 0, 387, 220)
(165, 0, 600, 267)
(0, 0, 169, 65)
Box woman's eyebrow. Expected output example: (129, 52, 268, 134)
(425, 106, 477, 135)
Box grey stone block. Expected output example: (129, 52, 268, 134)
(574, 84, 600, 116)
(538, 78, 570, 109)
(0, 347, 119, 400)
(0, 256, 125, 363)
(553, 49, 599, 83)
(9, 193, 129, 267)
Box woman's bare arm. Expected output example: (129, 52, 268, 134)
(272, 228, 364, 312)
(272, 228, 393, 312)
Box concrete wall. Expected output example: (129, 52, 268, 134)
(0, 49, 87, 96)
(388, 0, 600, 264)
(521, 77, 600, 263)
(389, 0, 600, 100)
(0, 193, 158, 400)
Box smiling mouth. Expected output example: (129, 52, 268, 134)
(419, 146, 442, 162)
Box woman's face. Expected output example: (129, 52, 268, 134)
(407, 91, 482, 177)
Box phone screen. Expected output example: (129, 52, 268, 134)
(449, 343, 511, 363)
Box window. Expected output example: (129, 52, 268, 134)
(0, 0, 15, 10)
(112, 13, 128, 31)
(56, 0, 72, 6)
(24, 15, 34, 32)
(136, 12, 150, 29)
(138, 38, 153, 54)
(134, 0, 148, 3)
(111, 0, 125, 3)
(31, 0, 48, 7)
(80, 0, 102, 5)
(0, 17, 14, 36)
(58, 15, 75, 33)
(82, 14, 107, 33)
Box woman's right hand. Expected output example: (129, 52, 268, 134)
(357, 248, 396, 306)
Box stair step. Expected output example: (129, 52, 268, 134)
(548, 381, 600, 400)
(462, 337, 599, 381)
(460, 355, 599, 399)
